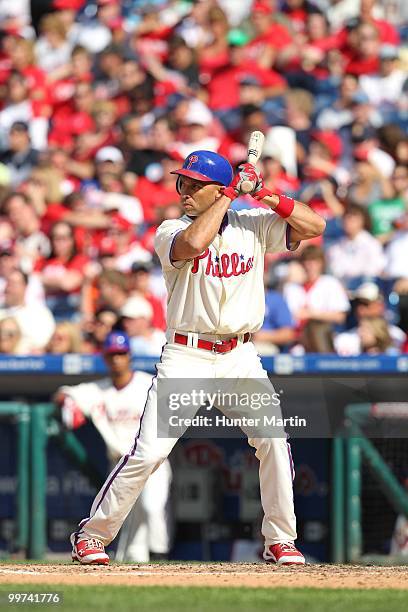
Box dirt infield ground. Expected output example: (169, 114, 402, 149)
(0, 563, 407, 589)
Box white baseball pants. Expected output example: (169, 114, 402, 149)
(115, 458, 172, 562)
(76, 340, 297, 547)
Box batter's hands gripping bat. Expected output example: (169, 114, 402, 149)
(240, 131, 265, 194)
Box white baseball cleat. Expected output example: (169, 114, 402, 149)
(70, 533, 110, 565)
(264, 542, 305, 565)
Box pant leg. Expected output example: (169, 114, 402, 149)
(76, 375, 177, 545)
(246, 436, 297, 544)
(115, 498, 149, 562)
(143, 459, 172, 554)
(216, 342, 297, 545)
(116, 459, 172, 561)
(76, 343, 214, 545)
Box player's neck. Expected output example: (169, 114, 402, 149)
(111, 371, 133, 390)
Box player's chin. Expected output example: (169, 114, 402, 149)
(183, 203, 198, 215)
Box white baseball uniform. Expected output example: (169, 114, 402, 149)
(60, 372, 172, 561)
(75, 208, 299, 550)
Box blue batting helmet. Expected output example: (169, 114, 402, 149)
(103, 331, 131, 354)
(171, 150, 233, 193)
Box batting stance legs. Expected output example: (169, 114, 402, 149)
(72, 340, 297, 558)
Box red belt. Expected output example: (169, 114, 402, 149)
(174, 332, 251, 354)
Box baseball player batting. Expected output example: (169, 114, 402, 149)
(57, 331, 171, 562)
(71, 148, 326, 566)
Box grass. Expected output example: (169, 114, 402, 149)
(0, 586, 407, 612)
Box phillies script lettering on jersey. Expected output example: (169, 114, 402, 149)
(191, 248, 254, 277)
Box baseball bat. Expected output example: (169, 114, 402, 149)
(240, 130, 265, 194)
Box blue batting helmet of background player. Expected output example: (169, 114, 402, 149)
(103, 331, 131, 354)
(171, 150, 233, 193)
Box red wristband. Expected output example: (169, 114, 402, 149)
(273, 194, 295, 218)
(221, 186, 238, 201)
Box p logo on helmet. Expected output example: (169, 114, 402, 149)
(171, 150, 233, 194)
(186, 155, 199, 170)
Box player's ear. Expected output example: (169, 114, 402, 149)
(213, 186, 224, 202)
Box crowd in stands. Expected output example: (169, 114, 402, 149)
(0, 0, 407, 357)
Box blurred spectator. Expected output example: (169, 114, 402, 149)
(82, 146, 144, 225)
(301, 319, 336, 353)
(0, 316, 23, 355)
(346, 90, 384, 148)
(148, 35, 200, 90)
(0, 268, 55, 352)
(2, 192, 50, 273)
(0, 70, 48, 151)
(97, 269, 129, 313)
(48, 80, 95, 153)
(199, 5, 230, 80)
(284, 245, 350, 329)
(23, 165, 66, 222)
(34, 221, 89, 320)
(172, 99, 220, 159)
(254, 289, 296, 354)
(35, 13, 73, 76)
(384, 213, 408, 279)
(284, 88, 314, 161)
(82, 306, 119, 353)
(129, 262, 166, 331)
(347, 149, 393, 208)
(358, 317, 394, 354)
(245, 0, 292, 69)
(260, 154, 300, 198)
(46, 321, 82, 354)
(0, 120, 39, 187)
(206, 35, 286, 115)
(358, 0, 400, 45)
(369, 164, 408, 241)
(276, 8, 338, 85)
(345, 22, 381, 76)
(335, 316, 395, 355)
(101, 214, 151, 273)
(335, 282, 406, 354)
(360, 45, 406, 113)
(73, 0, 116, 53)
(316, 73, 360, 131)
(327, 204, 385, 282)
(0, 238, 44, 307)
(176, 0, 212, 49)
(128, 154, 180, 224)
(93, 44, 123, 99)
(300, 176, 345, 220)
(120, 295, 166, 356)
(302, 130, 348, 194)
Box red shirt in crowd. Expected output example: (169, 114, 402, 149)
(35, 254, 89, 295)
(134, 177, 178, 223)
(207, 62, 286, 110)
(244, 23, 292, 65)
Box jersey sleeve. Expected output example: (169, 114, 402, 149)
(59, 382, 102, 417)
(154, 219, 188, 271)
(253, 209, 300, 253)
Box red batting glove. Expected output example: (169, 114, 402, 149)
(252, 172, 273, 201)
(61, 396, 86, 430)
(222, 163, 260, 200)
